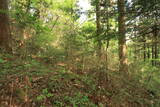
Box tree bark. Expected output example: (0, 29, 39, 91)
(153, 24, 158, 66)
(0, 0, 11, 51)
(143, 40, 146, 62)
(105, 0, 110, 69)
(118, 0, 128, 72)
(154, 42, 158, 65)
(152, 43, 154, 66)
(96, 0, 102, 57)
(147, 44, 150, 59)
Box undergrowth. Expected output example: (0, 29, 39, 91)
(0, 53, 160, 107)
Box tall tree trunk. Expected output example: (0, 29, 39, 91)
(105, 0, 110, 69)
(147, 44, 150, 59)
(0, 0, 10, 51)
(118, 0, 128, 72)
(151, 24, 158, 66)
(151, 43, 154, 66)
(143, 42, 146, 62)
(154, 42, 158, 66)
(154, 24, 158, 66)
(96, 0, 102, 57)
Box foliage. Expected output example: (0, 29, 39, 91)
(37, 88, 53, 101)
(0, 0, 160, 106)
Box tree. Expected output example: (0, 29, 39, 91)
(128, 0, 160, 66)
(0, 0, 10, 51)
(118, 0, 128, 72)
(95, 0, 102, 57)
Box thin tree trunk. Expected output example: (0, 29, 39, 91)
(105, 0, 110, 69)
(96, 0, 102, 57)
(143, 42, 146, 62)
(152, 43, 154, 66)
(154, 42, 158, 65)
(154, 24, 158, 66)
(106, 39, 109, 69)
(134, 45, 137, 60)
(0, 0, 11, 51)
(118, 0, 128, 72)
(147, 44, 150, 59)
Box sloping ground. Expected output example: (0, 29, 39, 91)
(0, 54, 159, 107)
(0, 70, 107, 107)
(0, 71, 105, 106)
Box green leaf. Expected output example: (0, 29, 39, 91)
(0, 58, 5, 63)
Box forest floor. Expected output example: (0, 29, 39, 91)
(0, 54, 158, 107)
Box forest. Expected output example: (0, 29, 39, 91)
(0, 0, 160, 106)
